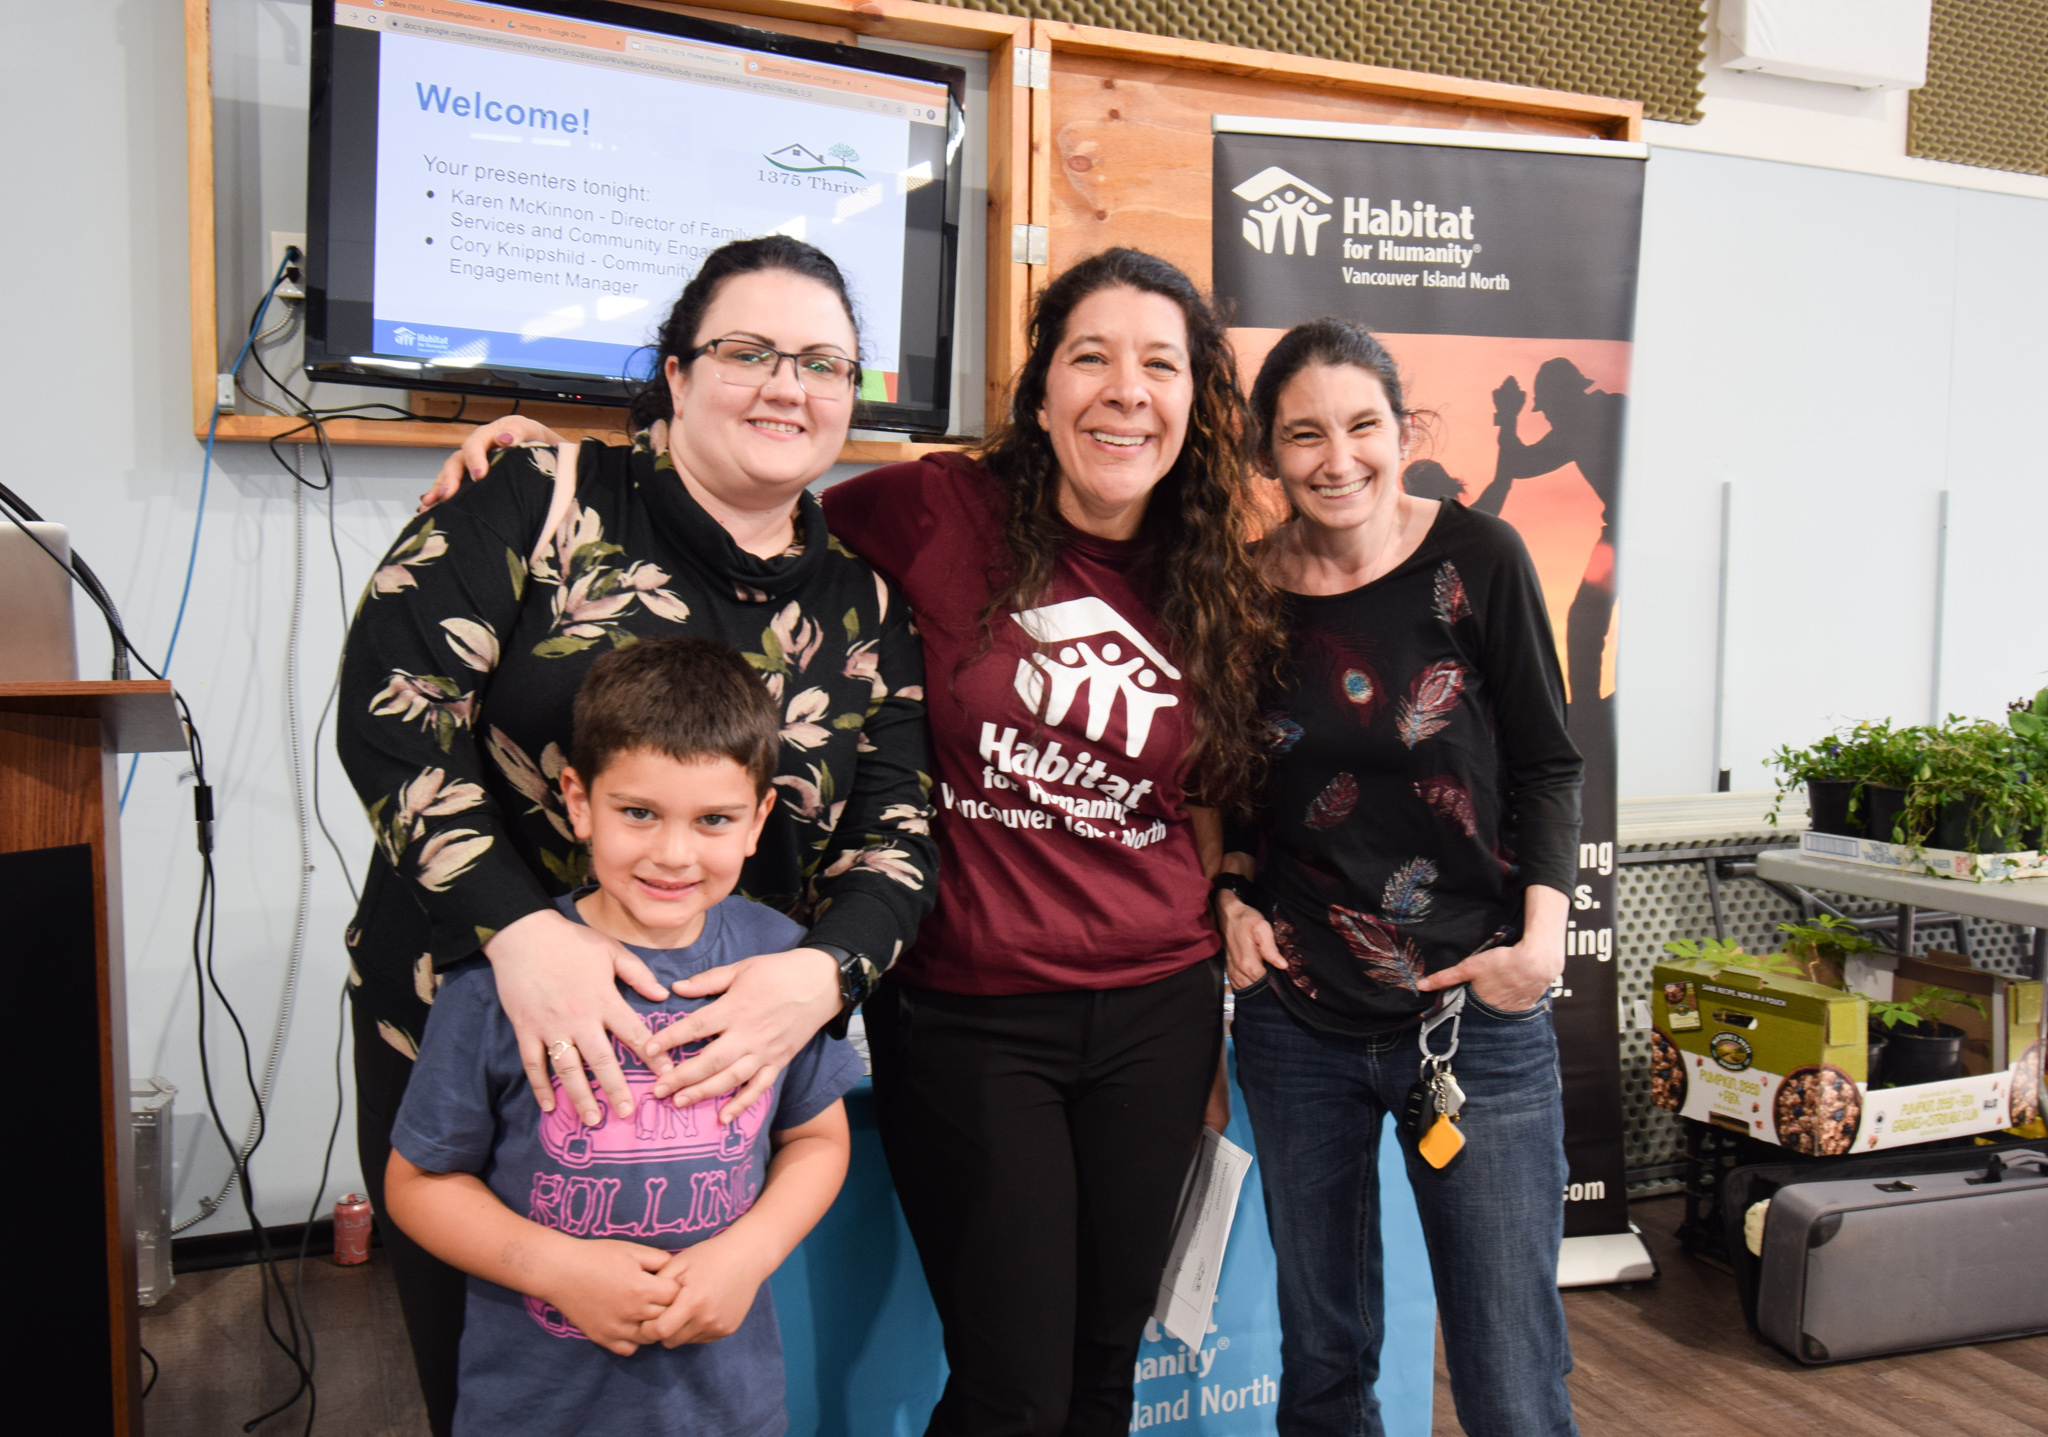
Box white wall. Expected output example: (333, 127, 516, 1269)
(1619, 8, 2048, 796)
(7, 2, 2043, 1234)
(21, 0, 440, 1236)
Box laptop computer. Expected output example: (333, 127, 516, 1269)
(0, 522, 81, 681)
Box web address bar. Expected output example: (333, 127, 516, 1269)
(390, 16, 748, 81)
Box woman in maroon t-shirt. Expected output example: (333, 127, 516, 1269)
(423, 249, 1280, 1437)
(821, 249, 1278, 1436)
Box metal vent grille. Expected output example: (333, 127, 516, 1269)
(1619, 834, 2037, 1193)
(1908, 0, 2048, 177)
(950, 0, 1707, 122)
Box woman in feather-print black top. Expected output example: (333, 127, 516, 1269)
(1239, 495, 1581, 1033)
(1215, 321, 1583, 1437)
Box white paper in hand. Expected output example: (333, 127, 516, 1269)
(1153, 1126, 1254, 1350)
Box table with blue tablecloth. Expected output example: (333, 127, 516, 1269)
(770, 1047, 1437, 1436)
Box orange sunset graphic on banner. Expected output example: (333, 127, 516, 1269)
(1231, 329, 1630, 705)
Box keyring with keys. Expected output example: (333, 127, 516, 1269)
(1403, 987, 1468, 1168)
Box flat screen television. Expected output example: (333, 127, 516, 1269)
(306, 0, 965, 435)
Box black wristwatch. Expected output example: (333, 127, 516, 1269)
(811, 942, 876, 1040)
(1210, 872, 1258, 908)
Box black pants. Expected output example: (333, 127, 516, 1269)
(352, 996, 466, 1437)
(867, 958, 1224, 1437)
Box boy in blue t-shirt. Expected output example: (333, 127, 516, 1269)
(387, 637, 863, 1437)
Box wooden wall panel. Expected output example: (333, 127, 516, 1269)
(1042, 42, 1635, 288)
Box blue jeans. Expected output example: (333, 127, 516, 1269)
(1231, 982, 1576, 1437)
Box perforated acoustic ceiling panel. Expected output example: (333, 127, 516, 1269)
(947, 0, 1708, 122)
(1908, 0, 2048, 177)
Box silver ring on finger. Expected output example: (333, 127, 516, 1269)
(547, 1038, 576, 1063)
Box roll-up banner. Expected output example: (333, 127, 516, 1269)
(1211, 117, 1647, 1266)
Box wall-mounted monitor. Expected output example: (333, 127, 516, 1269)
(306, 0, 965, 435)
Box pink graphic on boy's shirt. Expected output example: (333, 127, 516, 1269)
(536, 1012, 771, 1169)
(522, 1010, 774, 1340)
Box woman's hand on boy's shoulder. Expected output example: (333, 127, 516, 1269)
(534, 1237, 681, 1357)
(641, 1232, 772, 1347)
(647, 946, 843, 1121)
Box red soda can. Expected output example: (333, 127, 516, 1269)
(333, 1193, 373, 1266)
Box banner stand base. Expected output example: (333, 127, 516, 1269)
(1557, 1227, 1657, 1288)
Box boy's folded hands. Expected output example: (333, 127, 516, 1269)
(530, 1229, 770, 1356)
(538, 1238, 684, 1357)
(640, 1231, 771, 1347)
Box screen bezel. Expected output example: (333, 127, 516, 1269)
(305, 0, 964, 435)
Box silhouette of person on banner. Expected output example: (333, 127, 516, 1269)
(1472, 358, 1624, 713)
(1400, 459, 1466, 502)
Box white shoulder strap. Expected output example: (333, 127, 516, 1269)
(529, 439, 582, 573)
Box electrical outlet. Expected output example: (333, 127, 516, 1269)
(269, 231, 307, 300)
(216, 373, 238, 412)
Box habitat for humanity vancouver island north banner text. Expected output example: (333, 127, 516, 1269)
(1212, 118, 1647, 1243)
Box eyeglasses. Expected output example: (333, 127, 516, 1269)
(690, 338, 860, 398)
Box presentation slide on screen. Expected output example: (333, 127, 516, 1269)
(351, 1, 946, 390)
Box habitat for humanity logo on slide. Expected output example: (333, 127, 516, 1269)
(1233, 166, 1332, 257)
(763, 142, 865, 177)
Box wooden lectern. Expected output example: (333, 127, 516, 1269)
(1, 681, 185, 1437)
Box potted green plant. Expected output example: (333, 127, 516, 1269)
(1900, 719, 2048, 855)
(1768, 721, 1924, 839)
(1852, 721, 1925, 843)
(1775, 915, 1882, 980)
(1868, 985, 1987, 1087)
(1663, 936, 1807, 977)
(1768, 735, 1857, 835)
(2007, 686, 2047, 782)
(1776, 917, 1890, 1078)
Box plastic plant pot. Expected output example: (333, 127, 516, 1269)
(1930, 799, 2033, 854)
(1882, 1022, 1967, 1087)
(1805, 779, 1860, 837)
(1932, 799, 1984, 852)
(1862, 784, 1908, 844)
(1866, 1033, 1888, 1089)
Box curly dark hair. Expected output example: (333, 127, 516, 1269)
(972, 248, 1283, 811)
(626, 236, 862, 431)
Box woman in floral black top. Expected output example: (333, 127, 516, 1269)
(1214, 322, 1583, 1437)
(339, 238, 935, 1434)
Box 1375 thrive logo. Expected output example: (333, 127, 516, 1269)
(763, 142, 864, 177)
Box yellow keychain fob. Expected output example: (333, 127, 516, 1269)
(1419, 1113, 1465, 1168)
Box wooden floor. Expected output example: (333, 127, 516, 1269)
(140, 1257, 430, 1436)
(1435, 1196, 2048, 1437)
(141, 1196, 2048, 1435)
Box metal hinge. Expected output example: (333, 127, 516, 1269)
(1012, 46, 1049, 89)
(1011, 224, 1048, 265)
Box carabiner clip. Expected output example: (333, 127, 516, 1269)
(1418, 984, 1465, 1065)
